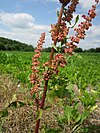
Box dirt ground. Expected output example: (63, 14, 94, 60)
(0, 74, 100, 133)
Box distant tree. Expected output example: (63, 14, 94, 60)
(0, 37, 34, 51)
(43, 47, 52, 52)
(74, 48, 83, 52)
(24, 45, 34, 51)
(89, 48, 96, 52)
(83, 49, 88, 53)
(0, 42, 6, 50)
(96, 47, 100, 52)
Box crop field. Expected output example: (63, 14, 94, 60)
(0, 51, 100, 132)
(0, 51, 100, 89)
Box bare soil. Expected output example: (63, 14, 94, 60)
(0, 74, 100, 133)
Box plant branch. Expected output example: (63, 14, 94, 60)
(49, 4, 64, 65)
(35, 81, 48, 133)
(35, 3, 68, 133)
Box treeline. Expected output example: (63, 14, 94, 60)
(83, 47, 100, 53)
(42, 47, 100, 53)
(0, 37, 34, 51)
(0, 37, 100, 52)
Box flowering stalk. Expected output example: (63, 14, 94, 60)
(30, 33, 45, 107)
(49, 4, 65, 65)
(34, 4, 66, 133)
(30, 0, 99, 132)
(62, 0, 79, 23)
(65, 0, 99, 55)
(50, 0, 79, 57)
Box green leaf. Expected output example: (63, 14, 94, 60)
(32, 93, 36, 100)
(4, 102, 10, 109)
(75, 15, 79, 24)
(73, 52, 82, 59)
(64, 37, 67, 44)
(46, 128, 62, 133)
(41, 127, 45, 133)
(90, 104, 98, 112)
(74, 114, 82, 124)
(51, 44, 58, 51)
(44, 106, 51, 110)
(70, 15, 79, 28)
(57, 11, 59, 17)
(0, 109, 8, 117)
(36, 109, 43, 121)
(64, 105, 73, 125)
(81, 111, 89, 121)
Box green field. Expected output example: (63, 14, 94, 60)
(0, 51, 100, 89)
(0, 51, 100, 132)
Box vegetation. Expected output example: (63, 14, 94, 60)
(0, 37, 34, 51)
(0, 51, 100, 132)
(29, 0, 99, 132)
(0, 36, 99, 53)
(0, 51, 100, 88)
(0, 0, 100, 133)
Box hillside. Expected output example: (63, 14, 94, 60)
(0, 37, 34, 51)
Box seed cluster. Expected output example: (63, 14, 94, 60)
(59, 0, 70, 6)
(50, 22, 69, 42)
(30, 33, 45, 95)
(67, 1, 99, 54)
(62, 0, 79, 22)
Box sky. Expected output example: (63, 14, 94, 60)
(0, 0, 100, 49)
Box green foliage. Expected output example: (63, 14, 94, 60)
(46, 53, 100, 132)
(0, 37, 99, 52)
(84, 47, 100, 53)
(45, 128, 62, 133)
(0, 37, 34, 51)
(0, 51, 99, 90)
(0, 51, 33, 85)
(70, 15, 79, 28)
(0, 51, 100, 132)
(36, 109, 43, 122)
(74, 48, 83, 52)
(49, 82, 99, 132)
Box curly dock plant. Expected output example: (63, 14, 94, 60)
(30, 0, 99, 132)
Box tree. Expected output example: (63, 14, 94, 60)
(74, 48, 83, 52)
(0, 37, 34, 51)
(96, 47, 100, 52)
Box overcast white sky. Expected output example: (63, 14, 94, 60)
(0, 0, 100, 49)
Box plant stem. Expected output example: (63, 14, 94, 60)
(35, 4, 65, 133)
(40, 81, 48, 109)
(35, 81, 48, 133)
(35, 119, 40, 133)
(49, 4, 64, 65)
